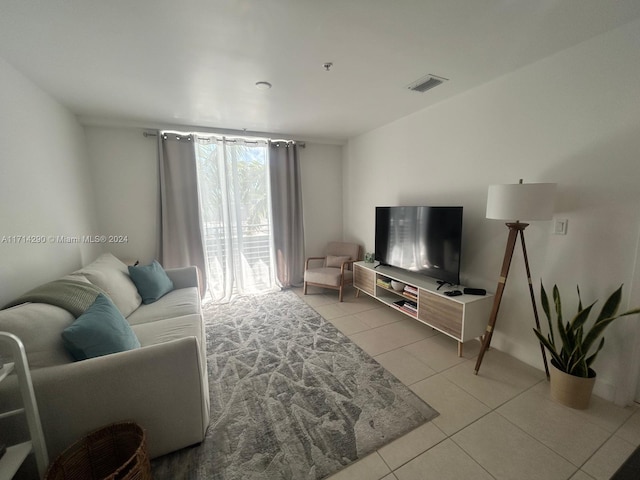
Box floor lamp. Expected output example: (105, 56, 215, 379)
(474, 180, 556, 378)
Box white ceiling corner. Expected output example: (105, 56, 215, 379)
(1, 0, 639, 143)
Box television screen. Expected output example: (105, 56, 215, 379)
(375, 206, 463, 285)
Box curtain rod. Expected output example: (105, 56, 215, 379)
(143, 130, 305, 147)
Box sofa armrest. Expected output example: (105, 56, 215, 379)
(165, 266, 199, 290)
(29, 337, 209, 461)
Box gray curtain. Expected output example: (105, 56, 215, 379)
(158, 132, 207, 296)
(268, 141, 305, 287)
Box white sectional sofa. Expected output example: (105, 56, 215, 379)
(0, 253, 210, 463)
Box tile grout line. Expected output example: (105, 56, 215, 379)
(576, 413, 640, 475)
(462, 376, 617, 475)
(298, 288, 635, 479)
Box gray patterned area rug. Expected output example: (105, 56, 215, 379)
(151, 289, 438, 480)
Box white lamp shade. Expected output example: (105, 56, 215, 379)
(486, 182, 557, 221)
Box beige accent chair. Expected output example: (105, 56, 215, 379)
(304, 241, 361, 302)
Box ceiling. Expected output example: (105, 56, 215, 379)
(1, 1, 640, 143)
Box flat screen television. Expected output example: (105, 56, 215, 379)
(375, 206, 463, 285)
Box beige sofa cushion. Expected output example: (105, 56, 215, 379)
(132, 314, 203, 348)
(126, 287, 200, 326)
(75, 253, 141, 317)
(0, 303, 74, 368)
(305, 268, 353, 287)
(326, 255, 351, 268)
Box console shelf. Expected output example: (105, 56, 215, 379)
(354, 261, 494, 356)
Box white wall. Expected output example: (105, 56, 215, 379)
(0, 57, 100, 306)
(83, 127, 344, 263)
(299, 143, 344, 257)
(84, 126, 159, 264)
(344, 19, 640, 404)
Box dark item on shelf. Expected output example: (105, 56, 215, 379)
(0, 443, 6, 459)
(436, 280, 457, 291)
(444, 290, 463, 297)
(393, 299, 417, 313)
(463, 288, 486, 296)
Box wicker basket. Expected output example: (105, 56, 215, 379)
(44, 422, 152, 480)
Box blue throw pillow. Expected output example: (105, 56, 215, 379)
(61, 294, 141, 361)
(127, 260, 174, 304)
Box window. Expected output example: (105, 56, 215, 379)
(195, 137, 276, 301)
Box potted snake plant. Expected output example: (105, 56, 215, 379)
(533, 283, 640, 409)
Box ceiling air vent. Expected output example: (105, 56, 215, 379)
(408, 74, 448, 93)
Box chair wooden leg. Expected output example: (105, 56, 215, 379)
(338, 286, 343, 302)
(303, 282, 308, 295)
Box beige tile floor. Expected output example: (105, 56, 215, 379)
(294, 286, 640, 480)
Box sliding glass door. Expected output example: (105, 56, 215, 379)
(195, 137, 276, 302)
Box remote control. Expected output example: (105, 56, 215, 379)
(463, 288, 486, 296)
(444, 290, 462, 297)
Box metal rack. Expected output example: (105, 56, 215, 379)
(0, 333, 48, 479)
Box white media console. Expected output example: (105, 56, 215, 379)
(353, 261, 494, 356)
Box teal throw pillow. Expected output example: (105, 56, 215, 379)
(128, 260, 174, 304)
(61, 294, 141, 361)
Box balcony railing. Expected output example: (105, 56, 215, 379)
(202, 223, 274, 295)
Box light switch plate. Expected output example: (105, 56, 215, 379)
(554, 218, 568, 235)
